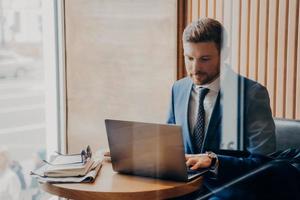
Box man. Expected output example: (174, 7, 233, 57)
(166, 18, 276, 196)
(0, 148, 21, 200)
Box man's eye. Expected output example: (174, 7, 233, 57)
(187, 57, 193, 61)
(201, 57, 210, 62)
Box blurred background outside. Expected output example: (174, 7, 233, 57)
(0, 0, 50, 199)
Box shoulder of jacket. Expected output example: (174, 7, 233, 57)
(173, 77, 192, 88)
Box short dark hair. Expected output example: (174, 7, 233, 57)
(182, 18, 225, 52)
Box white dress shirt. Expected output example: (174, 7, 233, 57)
(188, 77, 220, 136)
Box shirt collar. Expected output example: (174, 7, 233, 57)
(193, 76, 220, 93)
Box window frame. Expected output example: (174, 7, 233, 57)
(43, 0, 67, 157)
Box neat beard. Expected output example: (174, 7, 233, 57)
(190, 71, 219, 85)
(189, 71, 207, 84)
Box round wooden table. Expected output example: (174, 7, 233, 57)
(41, 161, 204, 200)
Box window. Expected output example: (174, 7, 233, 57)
(0, 0, 64, 199)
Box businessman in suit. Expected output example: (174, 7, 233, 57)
(167, 18, 277, 197)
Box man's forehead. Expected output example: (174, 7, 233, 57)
(183, 42, 219, 56)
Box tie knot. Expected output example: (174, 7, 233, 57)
(199, 87, 209, 102)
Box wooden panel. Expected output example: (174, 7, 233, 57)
(275, 0, 288, 117)
(187, 0, 193, 22)
(285, 0, 298, 118)
(223, 0, 232, 66)
(185, 0, 300, 120)
(257, 0, 268, 86)
(248, 0, 259, 81)
(192, 0, 199, 21)
(64, 0, 178, 152)
(231, 0, 240, 72)
(199, 0, 207, 18)
(266, 0, 278, 114)
(296, 2, 300, 119)
(276, 0, 288, 117)
(177, 0, 188, 79)
(215, 0, 223, 22)
(207, 0, 215, 18)
(240, 0, 250, 77)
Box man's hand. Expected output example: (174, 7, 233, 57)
(185, 154, 212, 170)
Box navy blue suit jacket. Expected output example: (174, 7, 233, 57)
(167, 69, 276, 184)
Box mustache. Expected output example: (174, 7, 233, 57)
(191, 71, 207, 76)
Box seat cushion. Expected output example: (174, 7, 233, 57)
(274, 118, 300, 151)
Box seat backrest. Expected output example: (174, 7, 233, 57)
(274, 118, 300, 151)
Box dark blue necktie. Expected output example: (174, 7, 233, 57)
(193, 87, 209, 153)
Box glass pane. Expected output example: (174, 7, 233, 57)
(0, 0, 50, 199)
(64, 0, 177, 153)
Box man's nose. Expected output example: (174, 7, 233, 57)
(191, 59, 201, 70)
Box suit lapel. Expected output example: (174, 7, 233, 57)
(181, 79, 194, 153)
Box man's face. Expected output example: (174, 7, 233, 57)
(183, 42, 220, 85)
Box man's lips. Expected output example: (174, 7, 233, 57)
(192, 72, 206, 76)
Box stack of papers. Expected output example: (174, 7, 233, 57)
(44, 155, 95, 177)
(31, 151, 104, 183)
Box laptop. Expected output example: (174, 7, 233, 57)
(105, 119, 208, 182)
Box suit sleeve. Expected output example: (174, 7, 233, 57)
(211, 83, 276, 184)
(214, 154, 272, 184)
(244, 83, 276, 155)
(166, 85, 175, 124)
